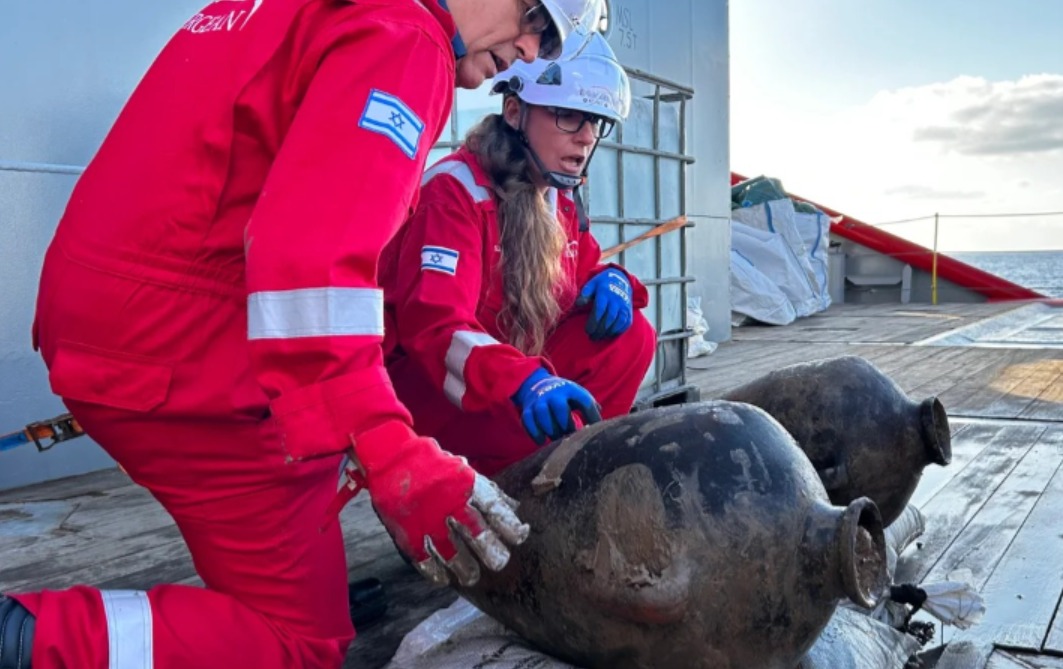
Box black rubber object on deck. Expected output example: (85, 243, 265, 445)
(349, 578, 387, 627)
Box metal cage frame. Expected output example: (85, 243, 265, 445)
(433, 67, 700, 408)
(594, 68, 698, 407)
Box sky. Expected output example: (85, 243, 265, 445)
(729, 0, 1063, 252)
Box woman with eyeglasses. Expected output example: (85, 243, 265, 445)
(11, 2, 607, 669)
(381, 33, 656, 476)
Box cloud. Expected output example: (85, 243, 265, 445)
(901, 75, 1063, 156)
(884, 185, 984, 200)
(730, 73, 1063, 250)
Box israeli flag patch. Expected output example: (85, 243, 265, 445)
(359, 89, 424, 159)
(422, 246, 460, 275)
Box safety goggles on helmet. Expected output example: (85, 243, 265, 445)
(545, 106, 616, 139)
(536, 0, 605, 60)
(520, 3, 564, 60)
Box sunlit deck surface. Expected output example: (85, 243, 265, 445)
(4, 301, 1063, 668)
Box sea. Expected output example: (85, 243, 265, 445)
(950, 250, 1063, 298)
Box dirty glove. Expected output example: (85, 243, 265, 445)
(576, 268, 633, 340)
(350, 421, 529, 587)
(513, 368, 602, 445)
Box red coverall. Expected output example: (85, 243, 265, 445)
(381, 147, 657, 475)
(21, 1, 455, 667)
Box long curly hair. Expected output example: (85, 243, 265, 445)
(466, 113, 569, 355)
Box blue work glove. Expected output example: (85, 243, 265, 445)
(512, 368, 602, 445)
(575, 268, 633, 341)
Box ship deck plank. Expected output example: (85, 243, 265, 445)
(4, 301, 1063, 668)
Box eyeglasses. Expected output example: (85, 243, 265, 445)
(546, 106, 616, 139)
(520, 2, 563, 60)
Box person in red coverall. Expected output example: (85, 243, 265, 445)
(381, 33, 656, 476)
(0, 2, 609, 669)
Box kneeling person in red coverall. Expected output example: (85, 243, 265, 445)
(2, 2, 609, 669)
(381, 32, 656, 476)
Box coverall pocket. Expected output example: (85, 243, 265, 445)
(48, 342, 174, 413)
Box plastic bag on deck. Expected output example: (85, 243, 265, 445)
(919, 578, 985, 629)
(890, 569, 986, 631)
(732, 200, 823, 317)
(884, 504, 926, 580)
(799, 607, 921, 669)
(730, 224, 802, 325)
(391, 597, 925, 669)
(792, 208, 832, 311)
(687, 297, 717, 359)
(870, 506, 985, 632)
(385, 598, 576, 669)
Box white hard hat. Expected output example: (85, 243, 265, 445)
(540, 0, 607, 55)
(491, 32, 631, 123)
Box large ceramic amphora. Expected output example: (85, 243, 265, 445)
(454, 400, 889, 669)
(722, 355, 952, 526)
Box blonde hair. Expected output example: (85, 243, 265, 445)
(466, 114, 569, 355)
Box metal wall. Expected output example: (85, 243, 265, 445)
(604, 0, 732, 344)
(0, 1, 204, 490)
(0, 0, 730, 490)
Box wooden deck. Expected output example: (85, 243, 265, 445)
(3, 301, 1063, 668)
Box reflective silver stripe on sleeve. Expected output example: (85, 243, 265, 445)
(422, 161, 491, 203)
(443, 331, 502, 407)
(101, 590, 153, 669)
(247, 288, 384, 340)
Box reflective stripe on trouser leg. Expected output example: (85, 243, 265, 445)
(101, 591, 153, 669)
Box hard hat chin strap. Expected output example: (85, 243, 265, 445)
(516, 102, 586, 191)
(514, 101, 601, 233)
(526, 142, 586, 191)
(572, 185, 591, 232)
